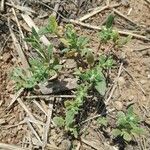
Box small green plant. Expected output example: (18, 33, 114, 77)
(12, 16, 61, 90)
(98, 55, 115, 69)
(61, 24, 95, 66)
(38, 16, 58, 35)
(97, 117, 108, 127)
(53, 84, 88, 137)
(112, 106, 145, 142)
(98, 14, 132, 47)
(61, 24, 89, 53)
(53, 56, 114, 137)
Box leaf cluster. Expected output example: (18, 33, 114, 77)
(12, 16, 61, 90)
(98, 14, 132, 47)
(53, 84, 88, 137)
(112, 106, 145, 141)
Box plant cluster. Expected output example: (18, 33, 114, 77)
(99, 14, 132, 47)
(12, 17, 61, 90)
(112, 106, 144, 142)
(12, 15, 144, 142)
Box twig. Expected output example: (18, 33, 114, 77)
(68, 19, 150, 41)
(27, 117, 45, 126)
(26, 118, 43, 146)
(123, 67, 146, 95)
(11, 8, 28, 50)
(105, 63, 123, 105)
(26, 95, 92, 100)
(78, 3, 120, 21)
(33, 100, 48, 116)
(106, 0, 110, 6)
(0, 143, 29, 150)
(16, 98, 43, 134)
(17, 98, 36, 121)
(0, 0, 5, 12)
(37, 1, 66, 20)
(81, 138, 104, 150)
(8, 18, 30, 71)
(145, 0, 150, 4)
(6, 88, 24, 110)
(81, 108, 115, 124)
(113, 8, 138, 26)
(75, 142, 81, 150)
(133, 46, 150, 52)
(5, 119, 26, 129)
(42, 103, 53, 149)
(52, 0, 61, 17)
(0, 34, 11, 54)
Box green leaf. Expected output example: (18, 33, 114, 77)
(127, 106, 134, 116)
(38, 27, 50, 35)
(25, 37, 36, 43)
(95, 79, 107, 96)
(117, 111, 126, 118)
(31, 27, 39, 39)
(47, 44, 53, 62)
(112, 129, 122, 137)
(131, 127, 145, 135)
(106, 14, 115, 29)
(86, 51, 94, 66)
(60, 38, 70, 47)
(117, 111, 127, 126)
(77, 37, 89, 48)
(99, 27, 112, 43)
(117, 35, 132, 47)
(53, 117, 65, 127)
(65, 109, 76, 127)
(48, 15, 58, 33)
(97, 117, 108, 127)
(70, 128, 78, 138)
(123, 132, 132, 141)
(38, 16, 58, 35)
(111, 30, 119, 42)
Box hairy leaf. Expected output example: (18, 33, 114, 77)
(95, 79, 106, 96)
(97, 117, 108, 127)
(53, 117, 65, 127)
(123, 132, 132, 141)
(106, 14, 115, 29)
(112, 129, 122, 137)
(65, 109, 76, 127)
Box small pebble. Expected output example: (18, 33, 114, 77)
(128, 95, 134, 101)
